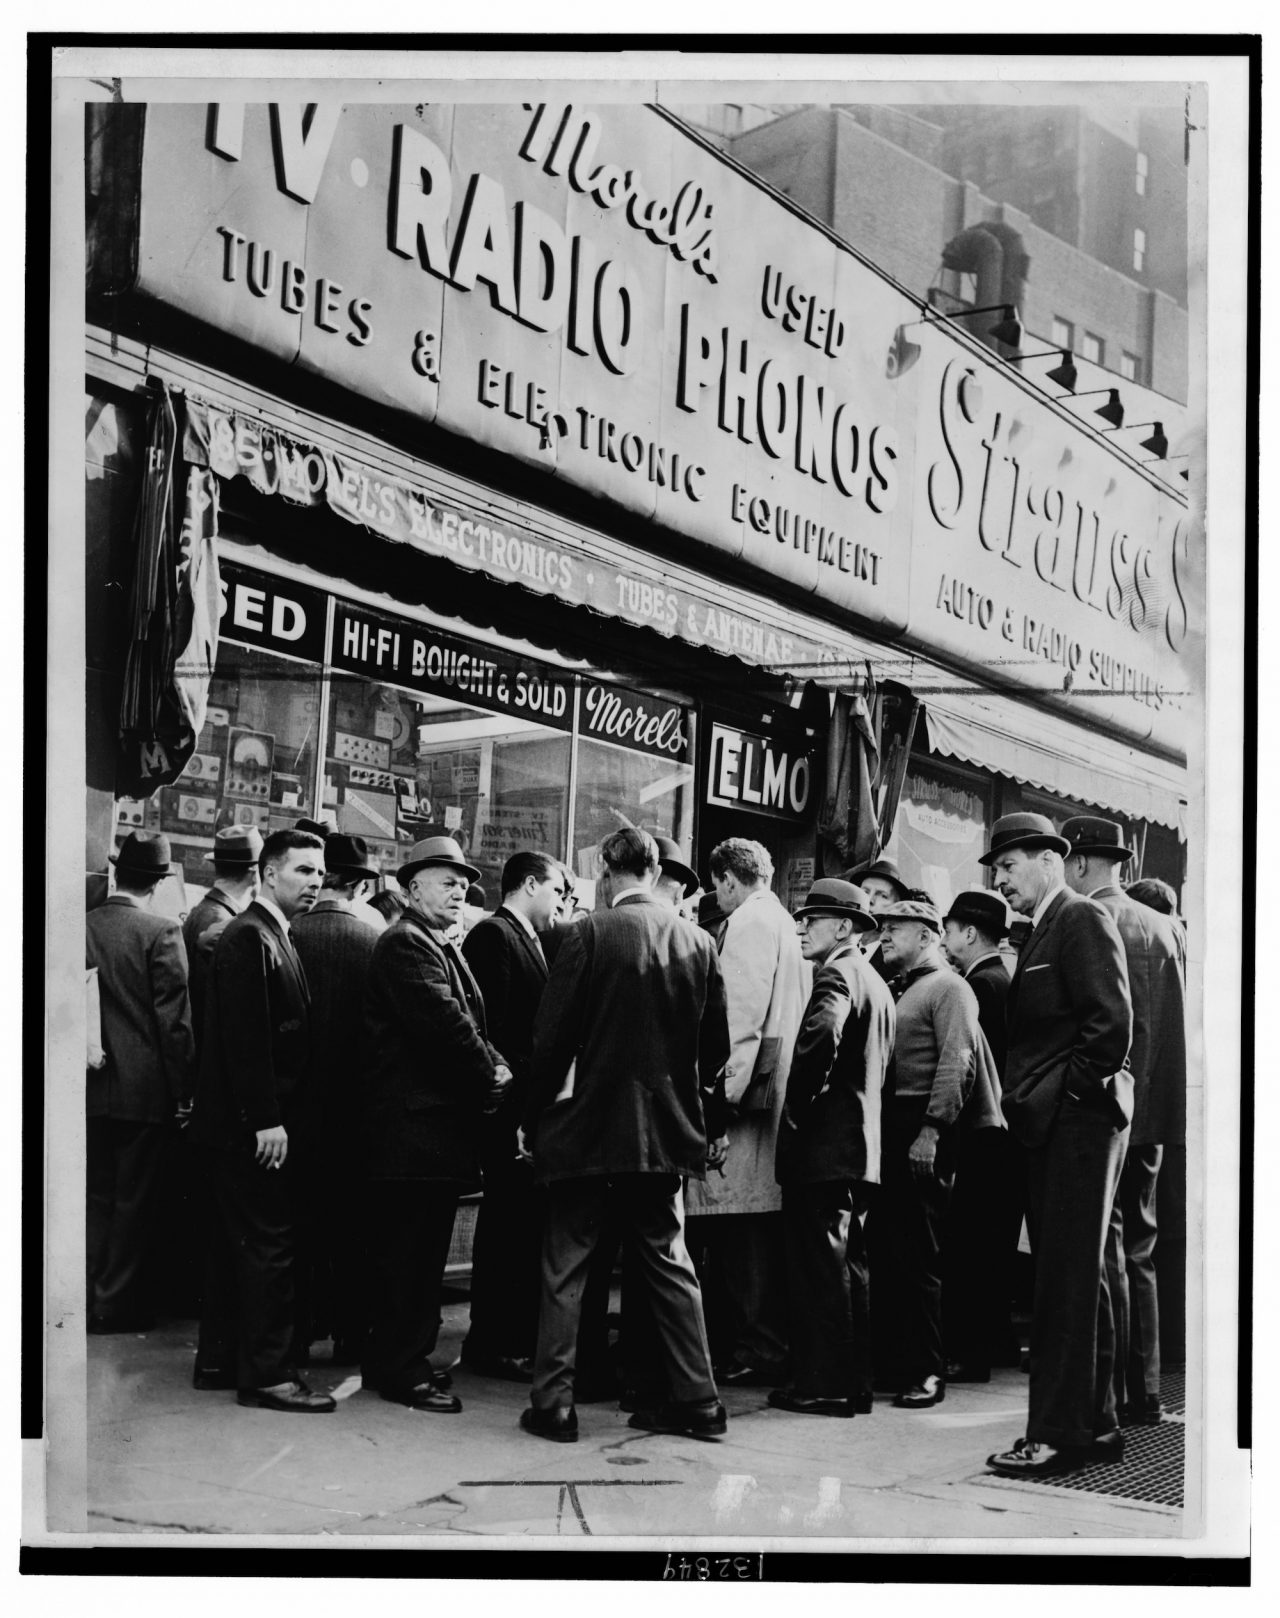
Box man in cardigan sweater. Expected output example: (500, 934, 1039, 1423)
(872, 900, 1003, 1410)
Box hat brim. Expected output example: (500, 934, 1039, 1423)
(328, 861, 382, 879)
(204, 851, 258, 865)
(879, 914, 943, 934)
(399, 856, 483, 888)
(108, 854, 176, 877)
(1065, 841, 1135, 862)
(848, 871, 910, 898)
(794, 905, 878, 931)
(943, 909, 1009, 937)
(661, 860, 700, 898)
(979, 834, 1071, 865)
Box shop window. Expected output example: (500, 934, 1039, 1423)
(884, 760, 992, 913)
(1051, 315, 1075, 351)
(325, 675, 572, 905)
(115, 641, 324, 905)
(572, 682, 695, 891)
(1082, 331, 1105, 365)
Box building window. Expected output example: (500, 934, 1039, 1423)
(1051, 316, 1075, 351)
(1120, 350, 1141, 381)
(1136, 151, 1148, 195)
(1133, 228, 1146, 273)
(885, 760, 993, 915)
(1082, 331, 1105, 365)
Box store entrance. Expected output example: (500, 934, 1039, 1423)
(696, 805, 819, 917)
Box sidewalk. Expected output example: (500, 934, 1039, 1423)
(84, 1301, 1185, 1544)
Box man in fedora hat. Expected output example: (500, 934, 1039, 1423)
(871, 899, 1003, 1410)
(940, 891, 1023, 1381)
(1062, 815, 1186, 1425)
(767, 880, 894, 1418)
(460, 850, 565, 1382)
(291, 832, 384, 1365)
(653, 835, 701, 915)
(85, 832, 197, 1332)
(362, 836, 513, 1414)
(685, 838, 809, 1390)
(183, 826, 263, 1046)
(842, 857, 910, 983)
(190, 827, 332, 1411)
(980, 812, 1133, 1477)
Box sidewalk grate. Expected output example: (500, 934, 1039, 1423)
(1160, 1366, 1186, 1415)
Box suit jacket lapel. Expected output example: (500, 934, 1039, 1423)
(251, 901, 310, 1006)
(500, 906, 549, 979)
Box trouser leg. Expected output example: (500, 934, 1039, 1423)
(204, 1145, 298, 1389)
(1120, 1144, 1163, 1403)
(1024, 1103, 1128, 1449)
(86, 1116, 114, 1311)
(89, 1119, 165, 1321)
(195, 1148, 237, 1372)
(533, 1178, 609, 1411)
(362, 1181, 459, 1394)
(715, 1213, 790, 1372)
(468, 1142, 544, 1360)
(782, 1181, 856, 1398)
(945, 1127, 1019, 1368)
(617, 1175, 716, 1404)
(880, 1100, 952, 1385)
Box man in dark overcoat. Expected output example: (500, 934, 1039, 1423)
(460, 849, 563, 1379)
(1062, 816, 1187, 1424)
(182, 826, 262, 1046)
(362, 836, 512, 1413)
(769, 880, 894, 1418)
(981, 813, 1134, 1477)
(941, 890, 1023, 1380)
(520, 827, 730, 1444)
(190, 828, 332, 1411)
(291, 831, 382, 1364)
(86, 831, 196, 1331)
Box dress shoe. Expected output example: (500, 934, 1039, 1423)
(628, 1399, 727, 1440)
(718, 1361, 786, 1388)
(237, 1379, 336, 1413)
(893, 1375, 946, 1409)
(945, 1360, 991, 1384)
(767, 1388, 855, 1418)
(380, 1380, 462, 1413)
(520, 1405, 579, 1443)
(192, 1365, 238, 1391)
(460, 1349, 535, 1383)
(852, 1392, 874, 1415)
(987, 1431, 1125, 1477)
(1120, 1394, 1164, 1426)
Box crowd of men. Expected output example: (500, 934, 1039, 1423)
(85, 806, 1186, 1477)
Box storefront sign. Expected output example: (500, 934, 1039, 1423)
(580, 680, 690, 762)
(706, 721, 814, 822)
(219, 563, 327, 662)
(330, 602, 575, 731)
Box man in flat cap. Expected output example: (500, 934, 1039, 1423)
(872, 899, 1003, 1409)
(183, 827, 263, 1048)
(361, 836, 513, 1414)
(685, 837, 809, 1389)
(768, 881, 895, 1418)
(981, 813, 1133, 1477)
(291, 832, 384, 1365)
(940, 891, 1023, 1382)
(191, 827, 331, 1410)
(521, 828, 730, 1443)
(1062, 816, 1186, 1426)
(86, 832, 196, 1332)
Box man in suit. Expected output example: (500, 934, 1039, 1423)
(291, 832, 382, 1366)
(183, 827, 262, 1046)
(85, 831, 196, 1332)
(768, 880, 894, 1418)
(843, 857, 911, 983)
(685, 838, 808, 1388)
(872, 900, 1004, 1410)
(981, 813, 1134, 1478)
(190, 828, 333, 1413)
(460, 849, 563, 1380)
(362, 837, 513, 1414)
(1062, 816, 1187, 1425)
(941, 890, 1023, 1381)
(520, 827, 730, 1444)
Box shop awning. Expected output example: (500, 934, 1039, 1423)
(923, 690, 1188, 832)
